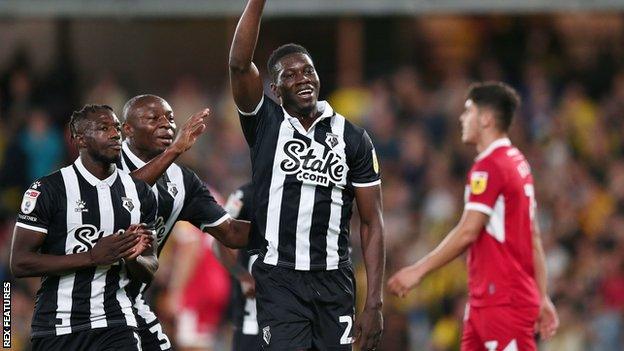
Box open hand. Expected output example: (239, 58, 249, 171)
(170, 108, 209, 154)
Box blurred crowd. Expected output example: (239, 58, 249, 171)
(1, 15, 624, 350)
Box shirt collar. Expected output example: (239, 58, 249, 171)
(74, 157, 118, 187)
(122, 140, 147, 168)
(282, 101, 334, 135)
(475, 137, 512, 161)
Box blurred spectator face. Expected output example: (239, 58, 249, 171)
(459, 99, 480, 144)
(124, 97, 177, 158)
(271, 53, 320, 115)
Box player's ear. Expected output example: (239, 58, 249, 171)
(122, 122, 133, 138)
(72, 133, 86, 149)
(270, 82, 280, 100)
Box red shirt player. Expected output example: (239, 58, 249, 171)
(388, 82, 559, 351)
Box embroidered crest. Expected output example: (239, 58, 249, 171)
(325, 132, 339, 148)
(21, 189, 41, 214)
(121, 197, 134, 213)
(167, 182, 178, 197)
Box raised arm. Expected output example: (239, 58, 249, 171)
(10, 227, 141, 278)
(353, 185, 385, 351)
(129, 109, 208, 186)
(229, 0, 266, 112)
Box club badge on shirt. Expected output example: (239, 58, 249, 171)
(470, 171, 488, 195)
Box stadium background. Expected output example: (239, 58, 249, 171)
(0, 1, 623, 350)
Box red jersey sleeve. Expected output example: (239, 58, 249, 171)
(465, 159, 505, 216)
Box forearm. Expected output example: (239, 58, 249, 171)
(414, 226, 475, 279)
(213, 242, 247, 277)
(130, 147, 182, 186)
(229, 0, 266, 70)
(12, 252, 93, 278)
(203, 219, 250, 249)
(125, 256, 158, 284)
(361, 222, 385, 308)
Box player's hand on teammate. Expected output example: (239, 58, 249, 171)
(123, 223, 155, 261)
(237, 271, 256, 298)
(355, 305, 383, 351)
(170, 108, 209, 154)
(89, 229, 143, 266)
(387, 265, 422, 298)
(536, 296, 559, 340)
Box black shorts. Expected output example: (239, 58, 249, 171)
(252, 260, 355, 351)
(233, 330, 261, 351)
(31, 326, 141, 351)
(138, 319, 172, 351)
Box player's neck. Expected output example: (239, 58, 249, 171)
(79, 153, 116, 180)
(284, 105, 321, 131)
(126, 140, 159, 163)
(476, 132, 508, 154)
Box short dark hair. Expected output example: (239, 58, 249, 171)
(466, 81, 521, 132)
(69, 104, 113, 138)
(267, 43, 313, 82)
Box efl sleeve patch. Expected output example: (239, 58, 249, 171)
(20, 189, 41, 214)
(470, 171, 489, 195)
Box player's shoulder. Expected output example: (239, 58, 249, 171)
(340, 116, 371, 148)
(29, 169, 65, 195)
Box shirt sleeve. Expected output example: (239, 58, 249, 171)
(349, 130, 382, 187)
(465, 159, 505, 215)
(179, 171, 230, 229)
(15, 179, 54, 234)
(238, 94, 281, 148)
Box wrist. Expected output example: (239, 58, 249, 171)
(364, 299, 383, 310)
(167, 143, 185, 156)
(88, 250, 96, 266)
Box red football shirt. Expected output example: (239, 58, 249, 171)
(464, 138, 541, 308)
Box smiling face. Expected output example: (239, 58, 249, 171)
(460, 99, 481, 145)
(78, 110, 122, 164)
(123, 96, 177, 159)
(271, 53, 321, 117)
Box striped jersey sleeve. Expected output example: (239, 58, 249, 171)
(15, 177, 59, 234)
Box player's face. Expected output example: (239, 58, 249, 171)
(273, 53, 320, 115)
(460, 99, 480, 144)
(83, 111, 122, 164)
(127, 98, 177, 157)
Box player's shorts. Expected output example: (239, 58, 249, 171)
(252, 260, 356, 351)
(461, 303, 540, 351)
(138, 319, 172, 351)
(31, 325, 141, 351)
(233, 329, 261, 351)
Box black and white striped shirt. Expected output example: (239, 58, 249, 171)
(118, 141, 229, 331)
(15, 158, 158, 338)
(239, 96, 381, 271)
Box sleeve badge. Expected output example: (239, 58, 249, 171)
(470, 171, 488, 195)
(21, 189, 41, 214)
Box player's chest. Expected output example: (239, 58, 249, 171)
(273, 120, 349, 188)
